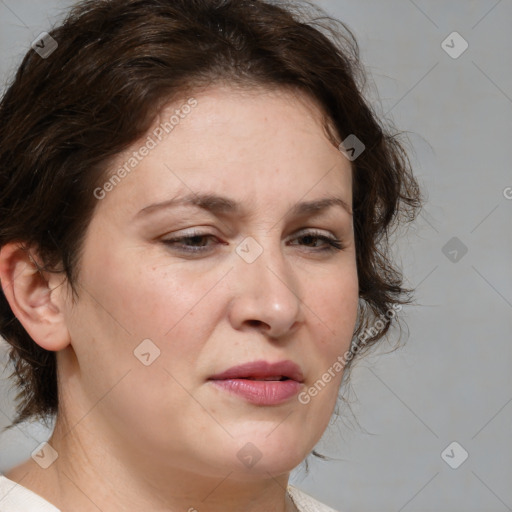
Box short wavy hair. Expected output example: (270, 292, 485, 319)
(0, 0, 422, 429)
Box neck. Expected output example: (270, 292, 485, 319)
(6, 415, 298, 512)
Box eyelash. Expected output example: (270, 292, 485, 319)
(162, 229, 345, 255)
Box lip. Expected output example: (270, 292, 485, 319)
(208, 360, 304, 405)
(209, 360, 304, 382)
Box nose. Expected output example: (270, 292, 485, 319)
(227, 237, 303, 339)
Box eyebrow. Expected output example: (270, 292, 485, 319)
(135, 193, 353, 219)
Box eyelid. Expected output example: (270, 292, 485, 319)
(291, 227, 337, 238)
(161, 227, 346, 255)
(165, 227, 340, 242)
(289, 229, 345, 249)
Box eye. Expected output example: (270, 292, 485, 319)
(161, 229, 345, 256)
(289, 229, 345, 252)
(161, 231, 221, 254)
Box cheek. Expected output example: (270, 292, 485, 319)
(66, 254, 221, 428)
(309, 270, 359, 347)
(302, 270, 358, 408)
(67, 244, 216, 389)
(79, 240, 214, 338)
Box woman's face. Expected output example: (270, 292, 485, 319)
(59, 85, 358, 479)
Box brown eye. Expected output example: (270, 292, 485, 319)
(290, 230, 344, 252)
(162, 231, 220, 254)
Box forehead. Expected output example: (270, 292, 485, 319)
(96, 85, 352, 219)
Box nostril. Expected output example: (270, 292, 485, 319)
(247, 319, 265, 328)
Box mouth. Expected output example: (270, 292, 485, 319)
(242, 376, 290, 381)
(209, 360, 304, 382)
(208, 360, 304, 405)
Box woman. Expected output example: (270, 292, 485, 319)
(0, 0, 421, 510)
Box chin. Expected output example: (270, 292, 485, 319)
(221, 454, 306, 481)
(211, 428, 314, 478)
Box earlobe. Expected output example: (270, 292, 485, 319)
(0, 242, 71, 352)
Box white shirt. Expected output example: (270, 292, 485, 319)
(0, 475, 339, 511)
(0, 475, 59, 512)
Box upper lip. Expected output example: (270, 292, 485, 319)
(209, 360, 304, 383)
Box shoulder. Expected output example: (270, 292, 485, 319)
(1, 474, 339, 512)
(0, 474, 61, 512)
(287, 485, 341, 512)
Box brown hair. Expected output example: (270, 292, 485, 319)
(0, 0, 421, 430)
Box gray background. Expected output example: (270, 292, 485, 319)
(0, 1, 511, 511)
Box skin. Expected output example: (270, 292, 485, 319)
(0, 85, 358, 512)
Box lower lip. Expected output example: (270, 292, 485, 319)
(210, 379, 302, 405)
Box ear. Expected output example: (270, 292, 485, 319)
(0, 242, 71, 351)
